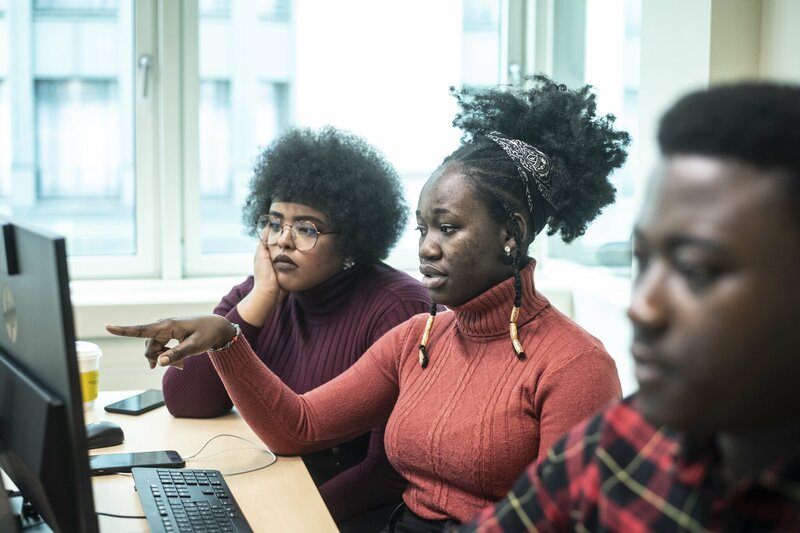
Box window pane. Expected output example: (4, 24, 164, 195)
(199, 0, 229, 17)
(0, 6, 9, 198)
(199, 80, 232, 199)
(546, 0, 640, 276)
(198, 78, 288, 255)
(36, 80, 122, 198)
(259, 0, 290, 20)
(193, 0, 502, 269)
(1, 1, 135, 257)
(34, 0, 118, 11)
(0, 81, 9, 198)
(461, 0, 501, 86)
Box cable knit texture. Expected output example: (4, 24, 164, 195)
(208, 260, 621, 523)
(162, 262, 433, 522)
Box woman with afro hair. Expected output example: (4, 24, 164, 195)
(109, 75, 629, 532)
(160, 126, 434, 530)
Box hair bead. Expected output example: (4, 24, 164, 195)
(510, 306, 526, 360)
(418, 304, 438, 368)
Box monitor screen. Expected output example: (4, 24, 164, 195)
(0, 220, 97, 532)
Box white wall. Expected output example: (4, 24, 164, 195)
(71, 278, 240, 390)
(761, 0, 800, 82)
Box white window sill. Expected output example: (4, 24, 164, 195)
(70, 277, 243, 337)
(70, 262, 630, 345)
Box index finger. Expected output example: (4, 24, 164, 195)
(105, 322, 167, 339)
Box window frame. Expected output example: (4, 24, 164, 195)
(64, 0, 633, 282)
(0, 0, 159, 279)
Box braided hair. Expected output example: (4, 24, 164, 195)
(418, 74, 630, 367)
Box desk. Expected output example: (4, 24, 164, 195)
(88, 391, 338, 532)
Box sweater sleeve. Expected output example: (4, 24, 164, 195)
(208, 322, 409, 455)
(161, 278, 256, 418)
(533, 347, 621, 460)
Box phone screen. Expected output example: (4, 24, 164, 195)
(89, 450, 184, 475)
(104, 389, 165, 415)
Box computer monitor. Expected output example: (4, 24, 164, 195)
(0, 219, 98, 532)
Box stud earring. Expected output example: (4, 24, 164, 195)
(503, 245, 514, 265)
(342, 257, 355, 271)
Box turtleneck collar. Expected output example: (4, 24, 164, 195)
(291, 265, 361, 321)
(450, 259, 549, 339)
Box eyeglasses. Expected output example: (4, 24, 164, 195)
(257, 214, 337, 252)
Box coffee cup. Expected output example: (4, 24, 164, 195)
(75, 341, 102, 410)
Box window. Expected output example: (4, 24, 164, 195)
(0, 80, 8, 199)
(33, 79, 134, 256)
(544, 0, 641, 276)
(2, 1, 139, 262)
(199, 0, 229, 18)
(34, 0, 118, 13)
(259, 0, 290, 21)
(184, 0, 504, 276)
(2, 0, 641, 282)
(35, 80, 124, 200)
(0, 3, 9, 199)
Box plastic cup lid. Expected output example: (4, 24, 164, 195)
(75, 340, 103, 359)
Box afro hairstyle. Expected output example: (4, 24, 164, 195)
(241, 126, 407, 264)
(444, 74, 630, 245)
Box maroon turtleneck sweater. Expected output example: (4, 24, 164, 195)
(207, 260, 622, 523)
(161, 262, 433, 522)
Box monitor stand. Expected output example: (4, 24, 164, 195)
(1, 474, 51, 532)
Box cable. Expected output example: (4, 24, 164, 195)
(181, 433, 269, 459)
(182, 433, 278, 476)
(95, 511, 146, 519)
(94, 435, 275, 523)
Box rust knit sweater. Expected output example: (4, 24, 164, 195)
(208, 260, 622, 523)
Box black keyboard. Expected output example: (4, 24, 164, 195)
(132, 467, 254, 533)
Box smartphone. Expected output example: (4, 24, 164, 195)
(104, 389, 165, 415)
(89, 450, 184, 476)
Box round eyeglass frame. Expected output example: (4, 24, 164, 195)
(256, 214, 338, 252)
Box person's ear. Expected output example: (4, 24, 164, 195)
(501, 212, 529, 253)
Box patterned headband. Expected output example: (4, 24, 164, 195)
(485, 131, 557, 213)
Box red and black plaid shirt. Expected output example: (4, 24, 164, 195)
(456, 396, 800, 532)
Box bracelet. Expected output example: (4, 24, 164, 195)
(208, 322, 241, 352)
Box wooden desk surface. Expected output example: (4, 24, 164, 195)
(87, 391, 338, 533)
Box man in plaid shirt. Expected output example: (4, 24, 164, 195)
(456, 83, 800, 532)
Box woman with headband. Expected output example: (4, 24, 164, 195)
(108, 75, 629, 532)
